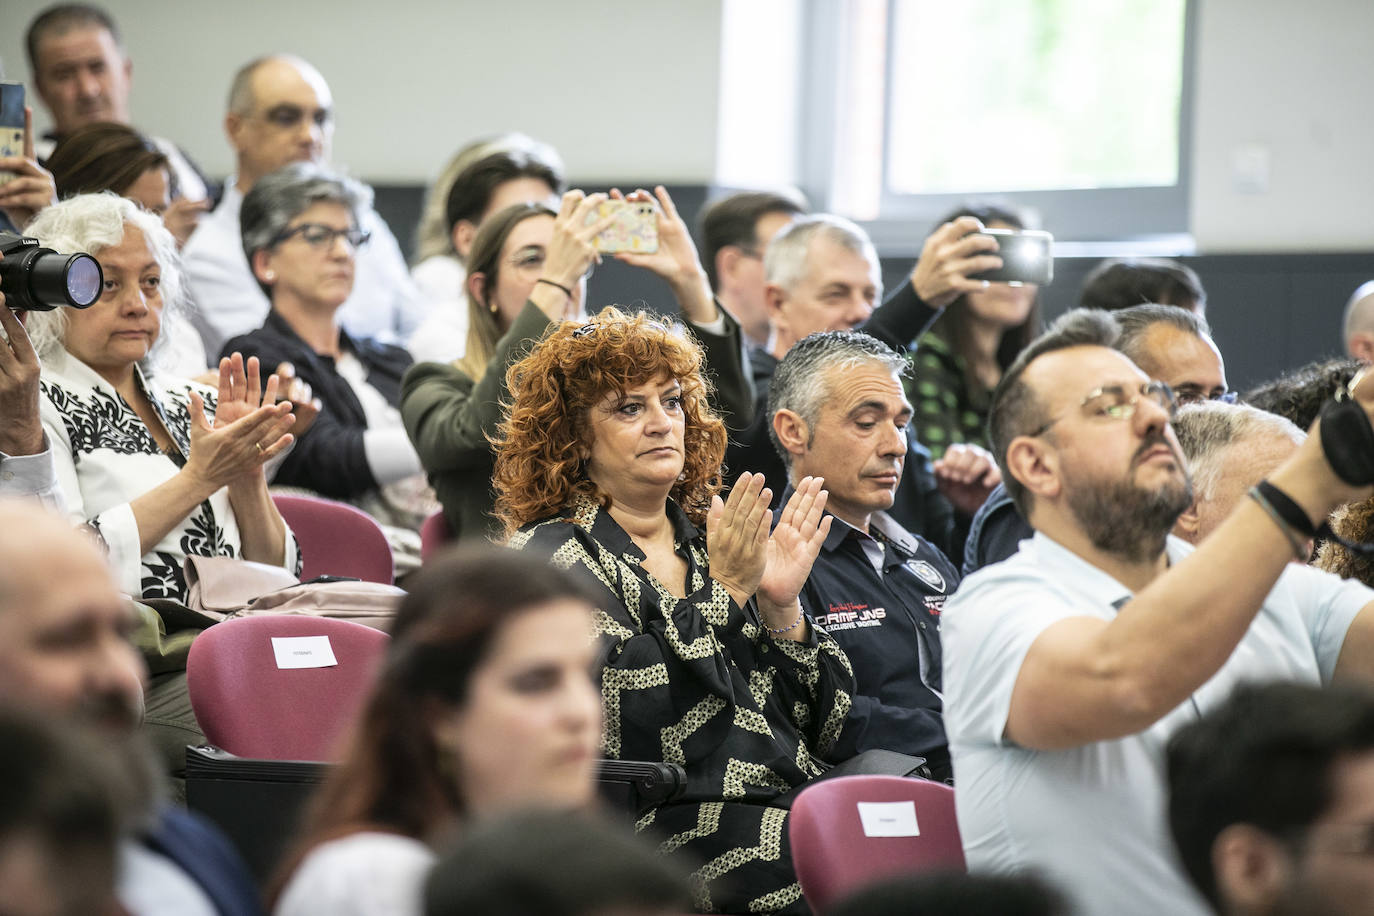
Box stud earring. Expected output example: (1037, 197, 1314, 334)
(265, 270, 276, 281)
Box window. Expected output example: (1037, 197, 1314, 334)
(796, 0, 1195, 245)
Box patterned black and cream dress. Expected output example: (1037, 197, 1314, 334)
(39, 347, 300, 602)
(510, 495, 855, 915)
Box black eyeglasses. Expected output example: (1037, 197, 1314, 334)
(1030, 381, 1178, 438)
(274, 223, 370, 250)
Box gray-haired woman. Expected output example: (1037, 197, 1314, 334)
(224, 162, 434, 561)
(26, 192, 299, 601)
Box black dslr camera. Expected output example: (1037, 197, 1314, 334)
(0, 231, 103, 311)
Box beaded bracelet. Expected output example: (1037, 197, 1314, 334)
(767, 607, 805, 636)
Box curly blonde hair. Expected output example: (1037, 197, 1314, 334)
(493, 306, 727, 537)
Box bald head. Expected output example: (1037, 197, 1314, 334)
(224, 55, 334, 190)
(1344, 281, 1374, 363)
(0, 501, 143, 732)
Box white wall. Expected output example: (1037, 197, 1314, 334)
(1190, 0, 1374, 252)
(0, 0, 724, 185)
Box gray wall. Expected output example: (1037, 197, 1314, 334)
(0, 0, 723, 185)
(6, 0, 1374, 254)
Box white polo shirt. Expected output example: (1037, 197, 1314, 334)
(943, 532, 1371, 916)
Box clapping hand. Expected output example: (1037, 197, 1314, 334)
(707, 472, 773, 609)
(184, 352, 294, 488)
(271, 362, 321, 436)
(756, 477, 832, 634)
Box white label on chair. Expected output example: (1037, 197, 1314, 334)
(271, 636, 338, 669)
(857, 801, 921, 837)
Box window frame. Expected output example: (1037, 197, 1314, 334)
(797, 0, 1199, 250)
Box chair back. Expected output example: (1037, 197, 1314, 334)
(273, 493, 394, 584)
(187, 615, 389, 760)
(419, 510, 453, 564)
(788, 775, 964, 914)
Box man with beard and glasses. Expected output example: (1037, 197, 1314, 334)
(963, 302, 1233, 574)
(941, 309, 1374, 916)
(0, 500, 262, 916)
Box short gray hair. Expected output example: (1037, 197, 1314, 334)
(1173, 401, 1304, 500)
(767, 330, 906, 472)
(24, 192, 186, 371)
(764, 213, 881, 297)
(239, 162, 372, 292)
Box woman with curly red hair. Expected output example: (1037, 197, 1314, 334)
(495, 307, 855, 915)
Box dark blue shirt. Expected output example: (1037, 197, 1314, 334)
(793, 505, 959, 781)
(961, 481, 1032, 577)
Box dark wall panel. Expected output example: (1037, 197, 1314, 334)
(373, 182, 1374, 392)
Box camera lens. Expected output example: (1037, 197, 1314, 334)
(64, 254, 102, 307)
(0, 240, 104, 311)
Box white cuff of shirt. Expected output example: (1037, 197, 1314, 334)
(362, 428, 424, 486)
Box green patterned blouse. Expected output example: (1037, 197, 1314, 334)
(905, 327, 993, 459)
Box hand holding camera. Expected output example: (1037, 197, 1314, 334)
(0, 254, 44, 458)
(911, 215, 1054, 309)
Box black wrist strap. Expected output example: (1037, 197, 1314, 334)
(1256, 481, 1374, 557)
(1255, 481, 1317, 538)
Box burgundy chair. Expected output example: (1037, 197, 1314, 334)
(788, 775, 965, 915)
(272, 493, 394, 584)
(186, 615, 389, 761)
(419, 510, 453, 565)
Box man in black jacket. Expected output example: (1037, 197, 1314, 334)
(769, 330, 959, 781)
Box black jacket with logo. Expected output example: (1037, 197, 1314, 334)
(793, 505, 960, 781)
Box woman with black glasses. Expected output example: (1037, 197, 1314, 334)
(225, 162, 436, 562)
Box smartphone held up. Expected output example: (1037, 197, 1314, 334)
(970, 228, 1054, 287)
(585, 199, 659, 255)
(0, 82, 26, 190)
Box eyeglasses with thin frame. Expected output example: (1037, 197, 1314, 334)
(1029, 380, 1178, 438)
(1172, 384, 1238, 405)
(274, 223, 371, 250)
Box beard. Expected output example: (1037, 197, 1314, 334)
(1065, 434, 1194, 564)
